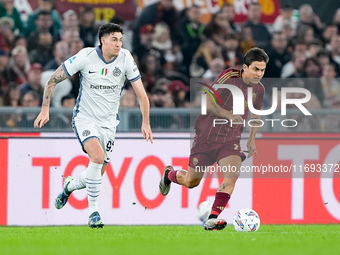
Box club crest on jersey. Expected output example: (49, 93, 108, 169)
(113, 67, 122, 77)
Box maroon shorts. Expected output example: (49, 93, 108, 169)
(189, 135, 246, 169)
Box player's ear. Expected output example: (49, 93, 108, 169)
(243, 64, 248, 71)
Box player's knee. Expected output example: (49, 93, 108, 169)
(187, 179, 201, 189)
(90, 153, 105, 164)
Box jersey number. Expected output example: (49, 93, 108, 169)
(106, 140, 114, 152)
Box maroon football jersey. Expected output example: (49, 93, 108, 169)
(194, 69, 265, 143)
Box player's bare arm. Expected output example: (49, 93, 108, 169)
(131, 78, 153, 143)
(206, 95, 243, 122)
(34, 65, 68, 128)
(247, 113, 262, 158)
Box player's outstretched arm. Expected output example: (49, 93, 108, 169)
(131, 78, 153, 143)
(34, 65, 68, 128)
(206, 95, 243, 123)
(247, 113, 262, 158)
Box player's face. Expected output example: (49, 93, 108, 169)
(102, 32, 123, 57)
(242, 61, 266, 84)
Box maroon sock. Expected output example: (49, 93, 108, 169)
(209, 192, 231, 218)
(168, 170, 178, 184)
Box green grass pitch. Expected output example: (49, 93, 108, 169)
(1, 225, 339, 255)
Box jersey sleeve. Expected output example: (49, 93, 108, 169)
(253, 84, 265, 110)
(62, 49, 88, 77)
(125, 51, 141, 82)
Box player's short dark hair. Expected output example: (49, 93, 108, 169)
(243, 47, 269, 66)
(98, 23, 124, 46)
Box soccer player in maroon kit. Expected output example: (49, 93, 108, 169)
(159, 47, 269, 230)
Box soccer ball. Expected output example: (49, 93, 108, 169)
(233, 208, 260, 232)
(197, 201, 212, 222)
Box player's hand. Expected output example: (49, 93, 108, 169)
(246, 139, 258, 159)
(141, 122, 153, 143)
(226, 112, 243, 123)
(34, 107, 50, 128)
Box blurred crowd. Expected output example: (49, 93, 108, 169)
(1, 0, 340, 129)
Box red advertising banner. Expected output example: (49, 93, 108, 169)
(27, 0, 136, 21)
(136, 0, 281, 24)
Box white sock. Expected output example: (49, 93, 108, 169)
(85, 161, 103, 216)
(67, 171, 86, 192)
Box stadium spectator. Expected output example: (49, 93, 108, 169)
(0, 17, 14, 51)
(3, 45, 30, 85)
(132, 0, 178, 47)
(190, 39, 222, 78)
(0, 0, 25, 34)
(0, 50, 10, 93)
(133, 24, 166, 66)
(152, 22, 182, 71)
(44, 40, 69, 71)
(202, 58, 225, 82)
(57, 10, 79, 41)
(296, 25, 315, 45)
(176, 5, 204, 76)
(317, 50, 332, 69)
(168, 80, 189, 107)
(321, 62, 340, 108)
(69, 38, 84, 56)
(28, 32, 54, 66)
(333, 8, 340, 33)
(239, 25, 255, 54)
(282, 51, 306, 78)
(49, 93, 75, 129)
(322, 24, 338, 49)
(264, 32, 290, 78)
(203, 10, 231, 47)
(220, 3, 237, 32)
(329, 35, 340, 66)
(307, 39, 323, 58)
(11, 34, 27, 50)
(20, 63, 44, 102)
(79, 5, 97, 47)
(17, 90, 40, 129)
(296, 4, 323, 38)
(221, 33, 243, 69)
(244, 2, 271, 48)
(26, 0, 62, 37)
(3, 82, 21, 106)
(272, 3, 297, 34)
(120, 89, 138, 108)
(26, 10, 54, 52)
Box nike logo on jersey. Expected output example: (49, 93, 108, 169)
(88, 71, 96, 74)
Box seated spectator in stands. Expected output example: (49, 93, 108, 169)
(69, 38, 84, 56)
(0, 49, 10, 93)
(321, 63, 340, 108)
(221, 33, 243, 69)
(133, 24, 166, 66)
(20, 63, 44, 103)
(57, 10, 79, 41)
(29, 32, 54, 66)
(322, 24, 338, 49)
(307, 39, 323, 57)
(190, 39, 222, 78)
(3, 45, 30, 85)
(0, 0, 25, 34)
(139, 52, 165, 92)
(272, 3, 297, 34)
(296, 25, 315, 46)
(202, 58, 225, 82)
(26, 10, 54, 52)
(239, 25, 255, 54)
(317, 50, 332, 69)
(283, 23, 295, 51)
(176, 4, 204, 76)
(333, 8, 340, 33)
(49, 93, 75, 129)
(264, 32, 290, 78)
(132, 0, 178, 47)
(79, 5, 97, 47)
(3, 82, 21, 106)
(17, 90, 40, 129)
(244, 2, 271, 48)
(26, 0, 62, 37)
(203, 10, 231, 47)
(329, 35, 340, 66)
(296, 4, 323, 38)
(168, 80, 189, 108)
(11, 34, 26, 50)
(120, 89, 138, 108)
(220, 3, 237, 32)
(281, 42, 307, 78)
(152, 22, 182, 71)
(303, 57, 325, 106)
(0, 17, 14, 51)
(44, 40, 69, 71)
(282, 51, 306, 78)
